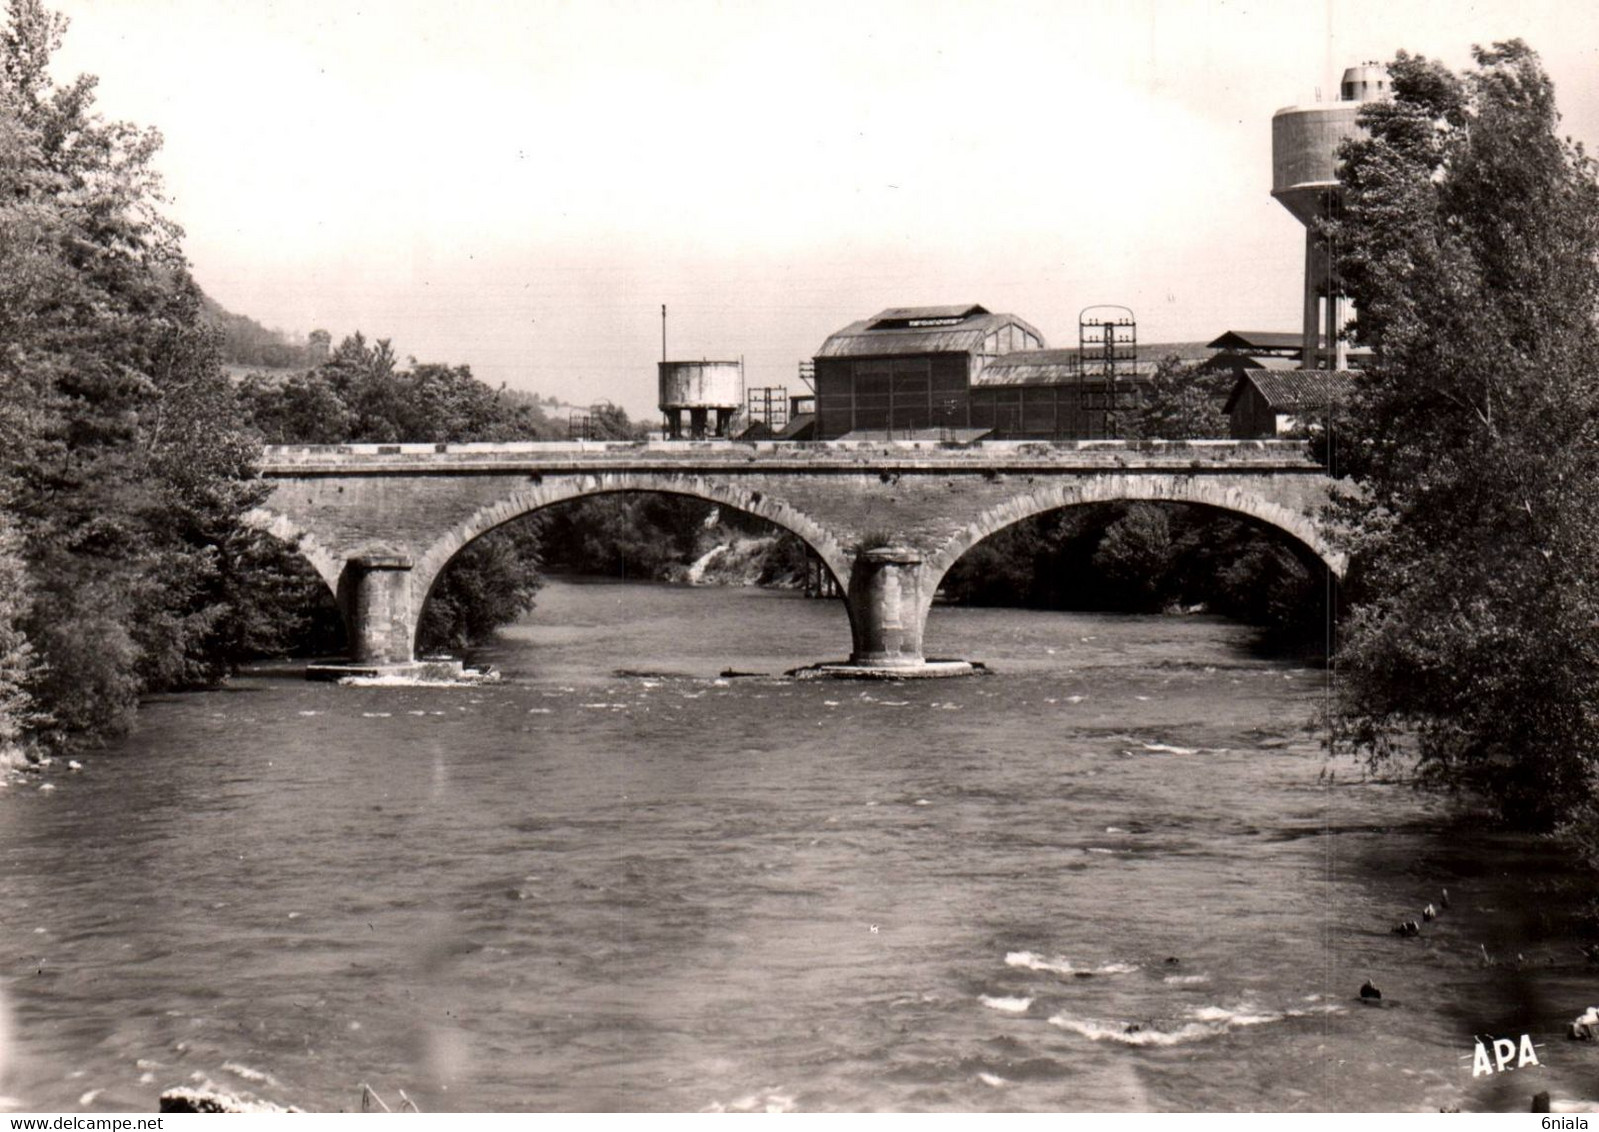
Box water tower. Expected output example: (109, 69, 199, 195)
(655, 305, 744, 439)
(659, 360, 744, 439)
(1271, 63, 1389, 369)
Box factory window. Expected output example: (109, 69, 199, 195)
(854, 360, 891, 429)
(1022, 391, 1057, 435)
(850, 362, 889, 428)
(991, 395, 1023, 436)
(892, 359, 931, 430)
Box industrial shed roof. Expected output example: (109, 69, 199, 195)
(974, 349, 1163, 387)
(972, 348, 1078, 386)
(1197, 350, 1265, 372)
(815, 305, 1043, 359)
(1224, 369, 1358, 412)
(1206, 330, 1319, 354)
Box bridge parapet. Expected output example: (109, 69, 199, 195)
(259, 439, 1323, 475)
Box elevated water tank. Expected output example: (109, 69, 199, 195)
(658, 360, 743, 411)
(1270, 102, 1365, 225)
(1272, 63, 1391, 222)
(659, 360, 743, 439)
(1271, 63, 1389, 368)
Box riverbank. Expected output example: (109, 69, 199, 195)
(673, 532, 805, 589)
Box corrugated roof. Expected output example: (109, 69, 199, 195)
(815, 310, 1043, 359)
(1224, 369, 1357, 412)
(1197, 350, 1265, 372)
(973, 348, 1077, 386)
(1206, 330, 1319, 352)
(975, 349, 1163, 387)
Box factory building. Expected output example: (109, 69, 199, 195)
(811, 304, 1147, 440)
(971, 349, 1149, 439)
(660, 65, 1384, 444)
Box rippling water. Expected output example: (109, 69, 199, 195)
(0, 580, 1593, 1112)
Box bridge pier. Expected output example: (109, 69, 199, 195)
(846, 547, 927, 668)
(344, 553, 416, 666)
(790, 545, 973, 679)
(305, 553, 432, 679)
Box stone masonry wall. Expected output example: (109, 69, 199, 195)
(249, 441, 1338, 653)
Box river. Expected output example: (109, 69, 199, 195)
(0, 579, 1594, 1113)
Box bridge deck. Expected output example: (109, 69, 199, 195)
(258, 439, 1325, 476)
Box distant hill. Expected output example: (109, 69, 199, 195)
(200, 293, 603, 436)
(198, 292, 328, 372)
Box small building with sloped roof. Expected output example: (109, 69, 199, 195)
(1206, 330, 1317, 358)
(1225, 369, 1357, 438)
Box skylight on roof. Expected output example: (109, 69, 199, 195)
(867, 304, 988, 331)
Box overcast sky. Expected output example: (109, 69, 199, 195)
(45, 0, 1599, 416)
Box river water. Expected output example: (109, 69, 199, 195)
(1, 580, 1594, 1113)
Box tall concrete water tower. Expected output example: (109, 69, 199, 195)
(1272, 63, 1389, 369)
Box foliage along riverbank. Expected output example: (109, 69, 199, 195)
(1, 0, 286, 754)
(1323, 42, 1599, 849)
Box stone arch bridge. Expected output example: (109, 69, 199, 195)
(249, 440, 1341, 675)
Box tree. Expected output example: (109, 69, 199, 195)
(416, 522, 544, 653)
(1, 0, 284, 740)
(237, 369, 355, 444)
(536, 493, 707, 578)
(1327, 41, 1599, 829)
(237, 334, 555, 651)
(587, 402, 639, 441)
(1092, 504, 1174, 610)
(0, 513, 38, 755)
(238, 336, 563, 446)
(1125, 355, 1230, 440)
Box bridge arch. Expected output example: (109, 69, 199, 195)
(242, 507, 347, 596)
(920, 474, 1344, 606)
(410, 473, 855, 633)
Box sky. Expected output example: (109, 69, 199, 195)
(44, 0, 1599, 417)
